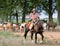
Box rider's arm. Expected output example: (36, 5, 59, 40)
(29, 13, 32, 18)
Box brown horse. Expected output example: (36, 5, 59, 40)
(13, 24, 20, 32)
(0, 23, 4, 30)
(24, 20, 44, 43)
(47, 22, 56, 31)
(6, 22, 12, 31)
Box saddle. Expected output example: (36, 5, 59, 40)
(29, 19, 40, 30)
(33, 19, 40, 25)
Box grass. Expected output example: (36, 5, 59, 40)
(11, 18, 57, 24)
(53, 18, 57, 23)
(11, 19, 28, 23)
(0, 18, 58, 24)
(0, 31, 13, 37)
(0, 31, 22, 38)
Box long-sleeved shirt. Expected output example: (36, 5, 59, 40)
(29, 13, 39, 19)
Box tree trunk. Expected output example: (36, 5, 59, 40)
(22, 12, 25, 23)
(16, 12, 18, 24)
(57, 9, 60, 25)
(1, 18, 4, 23)
(48, 0, 53, 23)
(49, 14, 53, 23)
(22, 0, 26, 23)
(10, 15, 11, 22)
(6, 15, 8, 22)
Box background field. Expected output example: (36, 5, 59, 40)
(11, 18, 57, 24)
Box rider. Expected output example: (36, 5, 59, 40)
(29, 8, 40, 30)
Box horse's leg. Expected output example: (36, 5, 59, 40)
(51, 24, 56, 31)
(31, 31, 34, 40)
(31, 31, 34, 42)
(48, 26, 50, 31)
(23, 29, 29, 43)
(24, 30, 29, 39)
(35, 33, 37, 43)
(39, 32, 44, 43)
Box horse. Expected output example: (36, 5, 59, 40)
(13, 24, 20, 32)
(0, 23, 4, 30)
(20, 22, 26, 32)
(47, 22, 56, 31)
(24, 20, 44, 43)
(6, 22, 12, 31)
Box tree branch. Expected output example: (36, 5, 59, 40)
(52, 6, 56, 15)
(40, 1, 49, 14)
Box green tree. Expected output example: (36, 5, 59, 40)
(40, 0, 56, 23)
(20, 0, 41, 23)
(0, 0, 21, 24)
(57, 0, 60, 25)
(0, 0, 13, 22)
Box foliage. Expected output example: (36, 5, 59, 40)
(57, 0, 60, 10)
(0, 0, 58, 23)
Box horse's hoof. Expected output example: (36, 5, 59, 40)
(35, 41, 37, 44)
(23, 38, 26, 43)
(40, 40, 43, 44)
(32, 40, 34, 43)
(35, 42, 37, 44)
(24, 40, 26, 43)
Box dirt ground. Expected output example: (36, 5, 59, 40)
(11, 31, 60, 46)
(0, 26, 60, 46)
(0, 32, 60, 46)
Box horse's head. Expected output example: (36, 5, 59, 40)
(38, 21, 44, 27)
